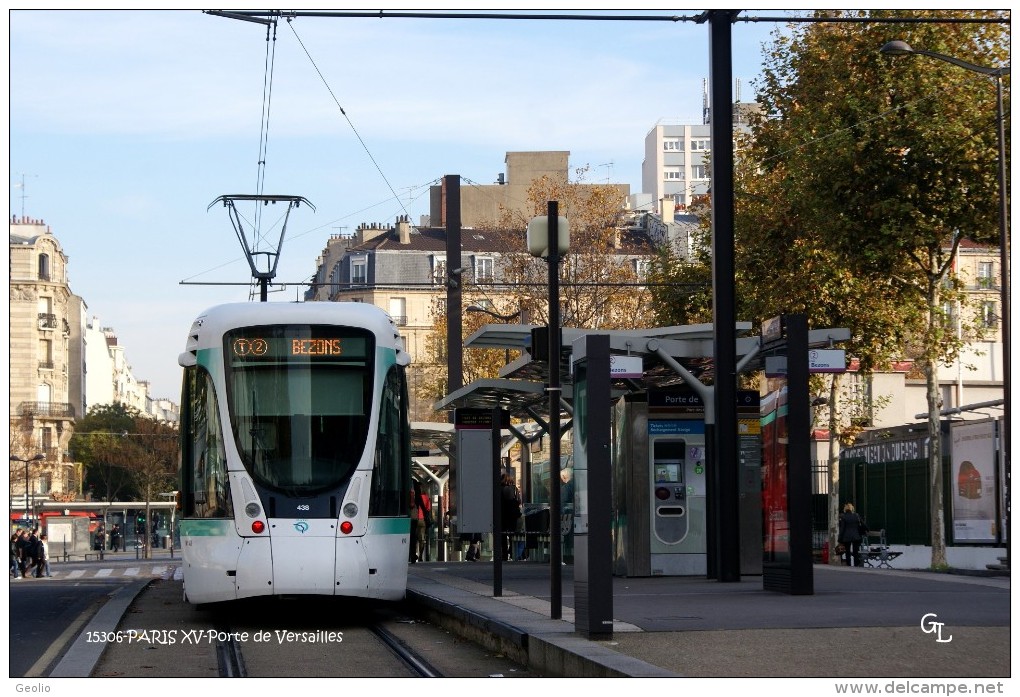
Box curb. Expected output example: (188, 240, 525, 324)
(49, 579, 153, 677)
(406, 587, 676, 678)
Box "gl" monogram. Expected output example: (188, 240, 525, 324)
(920, 613, 953, 643)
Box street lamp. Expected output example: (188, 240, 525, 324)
(527, 204, 569, 619)
(881, 40, 1011, 561)
(10, 453, 46, 521)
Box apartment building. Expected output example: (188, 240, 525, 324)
(306, 216, 522, 418)
(642, 98, 760, 214)
(9, 217, 78, 500)
(9, 216, 175, 506)
(428, 151, 630, 228)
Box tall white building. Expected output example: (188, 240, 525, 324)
(642, 90, 760, 214)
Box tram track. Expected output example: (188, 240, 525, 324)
(210, 612, 441, 678)
(215, 630, 248, 678)
(370, 621, 443, 678)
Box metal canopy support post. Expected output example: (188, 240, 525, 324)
(446, 175, 463, 511)
(547, 201, 563, 619)
(492, 407, 504, 596)
(708, 9, 741, 583)
(572, 333, 614, 639)
(786, 315, 815, 595)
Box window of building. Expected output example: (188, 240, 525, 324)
(329, 262, 342, 297)
(691, 165, 708, 179)
(432, 255, 447, 285)
(663, 167, 684, 181)
(39, 339, 53, 370)
(690, 139, 711, 151)
(38, 253, 50, 281)
(475, 256, 494, 283)
(662, 138, 681, 151)
(389, 297, 407, 326)
(351, 258, 368, 285)
(673, 193, 687, 207)
(635, 259, 651, 281)
(981, 301, 998, 328)
(977, 261, 995, 289)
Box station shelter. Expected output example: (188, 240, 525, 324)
(423, 320, 848, 577)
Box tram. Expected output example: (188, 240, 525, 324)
(177, 302, 412, 604)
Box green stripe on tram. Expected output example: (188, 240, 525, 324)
(369, 518, 412, 535)
(179, 519, 233, 536)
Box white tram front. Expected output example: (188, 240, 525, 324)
(177, 302, 412, 604)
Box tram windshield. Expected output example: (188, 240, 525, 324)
(224, 324, 374, 495)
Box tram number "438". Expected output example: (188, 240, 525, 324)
(296, 505, 310, 511)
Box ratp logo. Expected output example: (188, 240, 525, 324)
(293, 521, 310, 534)
(921, 613, 953, 643)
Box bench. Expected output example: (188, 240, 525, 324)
(861, 529, 902, 568)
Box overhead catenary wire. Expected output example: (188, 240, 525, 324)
(252, 18, 279, 254)
(284, 17, 411, 222)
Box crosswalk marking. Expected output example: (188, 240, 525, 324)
(123, 567, 140, 576)
(66, 570, 86, 579)
(94, 569, 113, 577)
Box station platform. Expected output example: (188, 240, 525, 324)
(406, 560, 1010, 678)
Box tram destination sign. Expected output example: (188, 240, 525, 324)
(227, 328, 369, 362)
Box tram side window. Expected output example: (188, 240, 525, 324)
(370, 366, 411, 517)
(183, 366, 233, 518)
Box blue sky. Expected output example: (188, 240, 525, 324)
(9, 8, 790, 400)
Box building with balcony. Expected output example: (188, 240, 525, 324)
(10, 216, 177, 510)
(9, 216, 78, 500)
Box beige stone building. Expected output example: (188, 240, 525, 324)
(428, 151, 630, 228)
(9, 217, 78, 505)
(9, 216, 178, 513)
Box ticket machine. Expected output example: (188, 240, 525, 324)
(612, 388, 759, 577)
(648, 422, 707, 574)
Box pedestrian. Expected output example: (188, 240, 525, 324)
(110, 524, 122, 553)
(24, 532, 40, 577)
(94, 524, 106, 552)
(409, 481, 430, 563)
(34, 534, 51, 578)
(465, 533, 482, 562)
(838, 503, 868, 567)
(500, 473, 522, 562)
(16, 529, 32, 578)
(10, 531, 23, 579)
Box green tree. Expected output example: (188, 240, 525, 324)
(418, 168, 653, 411)
(750, 10, 1007, 567)
(70, 404, 179, 557)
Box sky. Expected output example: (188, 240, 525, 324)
(8, 7, 794, 401)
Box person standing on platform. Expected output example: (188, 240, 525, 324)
(838, 503, 867, 567)
(500, 473, 522, 562)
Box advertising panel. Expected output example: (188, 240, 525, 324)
(761, 377, 789, 562)
(950, 420, 998, 543)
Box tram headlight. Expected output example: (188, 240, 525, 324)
(252, 520, 266, 534)
(342, 502, 358, 518)
(340, 521, 353, 535)
(245, 502, 262, 518)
